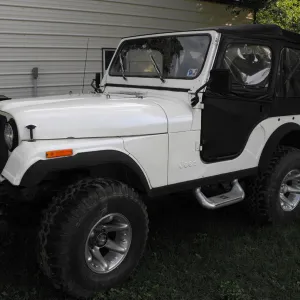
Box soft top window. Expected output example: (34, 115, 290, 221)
(222, 43, 272, 88)
(109, 35, 211, 80)
(278, 48, 300, 97)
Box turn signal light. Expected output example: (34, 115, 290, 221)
(46, 149, 73, 159)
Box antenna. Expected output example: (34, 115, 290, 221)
(82, 38, 90, 94)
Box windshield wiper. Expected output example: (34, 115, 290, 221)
(119, 54, 127, 81)
(149, 54, 165, 83)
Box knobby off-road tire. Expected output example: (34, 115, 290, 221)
(37, 178, 149, 299)
(247, 146, 300, 224)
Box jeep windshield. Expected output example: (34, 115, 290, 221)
(109, 34, 211, 80)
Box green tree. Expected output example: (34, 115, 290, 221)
(201, 1, 300, 33)
(227, 0, 300, 32)
(199, 1, 270, 23)
(257, 0, 300, 32)
(226, 0, 270, 23)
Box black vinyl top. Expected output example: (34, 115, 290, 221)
(125, 24, 300, 44)
(210, 24, 300, 42)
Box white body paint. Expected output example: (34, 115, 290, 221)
(0, 29, 297, 189)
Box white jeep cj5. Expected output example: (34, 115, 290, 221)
(0, 24, 300, 298)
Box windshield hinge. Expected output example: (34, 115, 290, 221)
(195, 142, 203, 152)
(213, 35, 220, 45)
(189, 89, 206, 108)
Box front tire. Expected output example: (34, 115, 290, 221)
(247, 146, 300, 224)
(38, 178, 149, 299)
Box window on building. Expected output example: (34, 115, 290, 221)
(221, 43, 272, 89)
(102, 48, 116, 75)
(277, 48, 300, 97)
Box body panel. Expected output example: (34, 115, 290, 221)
(168, 117, 300, 185)
(0, 94, 168, 140)
(123, 134, 168, 187)
(201, 93, 271, 162)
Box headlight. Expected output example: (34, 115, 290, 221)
(4, 120, 18, 151)
(4, 123, 13, 150)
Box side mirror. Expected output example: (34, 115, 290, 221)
(191, 69, 232, 107)
(91, 73, 102, 93)
(209, 69, 232, 94)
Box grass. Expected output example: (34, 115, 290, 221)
(1, 194, 300, 300)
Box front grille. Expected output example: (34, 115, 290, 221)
(0, 115, 8, 173)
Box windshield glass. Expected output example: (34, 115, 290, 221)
(109, 34, 211, 80)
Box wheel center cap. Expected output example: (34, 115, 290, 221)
(96, 232, 108, 247)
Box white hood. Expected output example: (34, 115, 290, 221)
(0, 93, 168, 140)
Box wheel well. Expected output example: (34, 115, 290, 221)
(43, 162, 149, 194)
(259, 125, 300, 172)
(279, 130, 300, 149)
(21, 150, 151, 196)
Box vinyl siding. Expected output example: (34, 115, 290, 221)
(0, 0, 250, 98)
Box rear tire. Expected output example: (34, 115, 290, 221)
(246, 146, 300, 224)
(37, 178, 149, 299)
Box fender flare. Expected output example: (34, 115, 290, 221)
(259, 122, 300, 171)
(20, 150, 151, 191)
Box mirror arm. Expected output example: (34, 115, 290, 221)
(91, 79, 102, 93)
(191, 80, 211, 108)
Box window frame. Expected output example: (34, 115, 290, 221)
(102, 48, 116, 76)
(108, 33, 212, 81)
(277, 46, 300, 98)
(222, 43, 272, 89)
(215, 37, 275, 94)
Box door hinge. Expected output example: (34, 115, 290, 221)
(195, 142, 203, 151)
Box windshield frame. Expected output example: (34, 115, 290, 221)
(108, 33, 212, 81)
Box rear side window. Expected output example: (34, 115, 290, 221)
(221, 43, 272, 89)
(277, 48, 300, 97)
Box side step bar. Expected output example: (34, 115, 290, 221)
(194, 180, 245, 210)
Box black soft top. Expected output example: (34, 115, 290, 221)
(126, 24, 300, 44)
(202, 24, 300, 43)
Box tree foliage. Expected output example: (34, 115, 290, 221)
(257, 0, 300, 32)
(201, 1, 270, 23)
(226, 0, 271, 20)
(226, 0, 300, 32)
(201, 1, 300, 33)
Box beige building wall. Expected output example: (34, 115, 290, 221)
(0, 0, 250, 98)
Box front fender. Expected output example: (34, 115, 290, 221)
(2, 138, 151, 191)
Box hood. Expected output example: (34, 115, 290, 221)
(0, 94, 168, 140)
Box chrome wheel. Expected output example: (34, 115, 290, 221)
(279, 169, 300, 212)
(85, 213, 132, 274)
